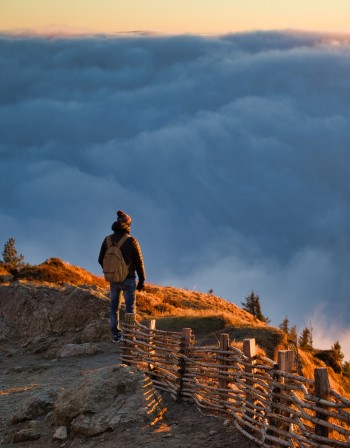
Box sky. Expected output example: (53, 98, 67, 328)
(1, 3, 350, 358)
(1, 0, 350, 35)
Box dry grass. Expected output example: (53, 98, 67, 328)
(18, 258, 108, 288)
(11, 257, 349, 395)
(298, 349, 350, 396)
(136, 285, 287, 357)
(0, 264, 11, 276)
(139, 284, 262, 325)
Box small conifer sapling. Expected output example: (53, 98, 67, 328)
(2, 237, 25, 270)
(241, 291, 270, 324)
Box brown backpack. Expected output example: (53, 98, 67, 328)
(103, 234, 129, 282)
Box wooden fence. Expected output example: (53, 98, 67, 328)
(121, 314, 350, 448)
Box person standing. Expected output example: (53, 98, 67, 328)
(98, 210, 145, 342)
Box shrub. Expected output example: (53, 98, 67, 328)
(315, 350, 342, 374)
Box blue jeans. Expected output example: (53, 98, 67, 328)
(110, 277, 136, 336)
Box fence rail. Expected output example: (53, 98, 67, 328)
(122, 314, 350, 448)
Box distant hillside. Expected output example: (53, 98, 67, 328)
(6, 257, 350, 394)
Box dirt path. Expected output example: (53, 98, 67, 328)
(0, 340, 259, 448)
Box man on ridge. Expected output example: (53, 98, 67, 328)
(98, 210, 145, 342)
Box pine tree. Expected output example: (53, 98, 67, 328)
(2, 238, 25, 269)
(343, 361, 350, 378)
(279, 316, 290, 334)
(290, 325, 298, 344)
(241, 291, 270, 324)
(309, 321, 313, 349)
(331, 340, 344, 364)
(298, 327, 313, 349)
(241, 291, 256, 315)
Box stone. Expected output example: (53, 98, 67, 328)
(53, 426, 68, 440)
(26, 335, 57, 354)
(11, 391, 56, 423)
(54, 364, 165, 437)
(31, 363, 50, 372)
(0, 316, 16, 342)
(12, 429, 41, 443)
(81, 319, 110, 343)
(57, 343, 101, 358)
(223, 418, 230, 426)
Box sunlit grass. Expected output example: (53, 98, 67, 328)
(18, 257, 107, 287)
(0, 264, 11, 276)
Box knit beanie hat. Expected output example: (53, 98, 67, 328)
(117, 210, 132, 226)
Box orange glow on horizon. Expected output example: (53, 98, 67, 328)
(1, 0, 350, 36)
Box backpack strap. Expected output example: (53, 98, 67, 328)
(106, 234, 130, 248)
(116, 234, 130, 249)
(106, 236, 113, 248)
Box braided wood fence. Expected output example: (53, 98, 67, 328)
(121, 314, 350, 448)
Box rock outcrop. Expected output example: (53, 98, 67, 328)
(0, 283, 110, 341)
(11, 390, 57, 424)
(81, 318, 111, 342)
(54, 364, 165, 437)
(57, 342, 101, 358)
(0, 317, 16, 342)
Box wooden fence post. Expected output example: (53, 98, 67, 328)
(243, 338, 256, 418)
(243, 338, 256, 370)
(219, 334, 230, 411)
(267, 350, 295, 445)
(148, 319, 156, 372)
(278, 350, 294, 375)
(278, 350, 294, 438)
(267, 361, 279, 440)
(124, 312, 137, 326)
(122, 313, 136, 364)
(177, 328, 192, 403)
(314, 367, 330, 439)
(181, 328, 192, 350)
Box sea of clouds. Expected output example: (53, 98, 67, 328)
(1, 31, 350, 356)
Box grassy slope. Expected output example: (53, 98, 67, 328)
(13, 258, 349, 394)
(15, 258, 286, 356)
(137, 284, 286, 358)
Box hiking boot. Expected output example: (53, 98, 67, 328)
(112, 334, 123, 343)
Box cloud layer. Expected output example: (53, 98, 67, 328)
(1, 31, 350, 355)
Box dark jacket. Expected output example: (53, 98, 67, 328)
(98, 222, 145, 283)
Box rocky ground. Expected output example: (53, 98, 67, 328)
(0, 282, 259, 448)
(0, 339, 259, 448)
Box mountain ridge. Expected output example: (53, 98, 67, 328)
(1, 257, 349, 395)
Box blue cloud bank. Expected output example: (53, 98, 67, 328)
(1, 31, 350, 349)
